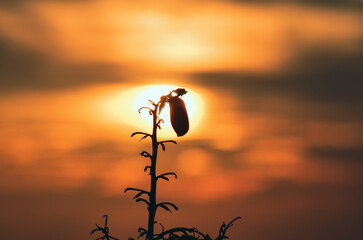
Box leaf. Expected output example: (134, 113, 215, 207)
(140, 151, 152, 158)
(159, 176, 169, 181)
(148, 100, 156, 106)
(158, 204, 171, 213)
(159, 140, 177, 145)
(158, 222, 165, 232)
(124, 188, 149, 196)
(160, 143, 165, 151)
(140, 135, 149, 141)
(158, 140, 177, 151)
(138, 227, 147, 238)
(135, 198, 150, 207)
(157, 172, 177, 181)
(133, 191, 145, 199)
(138, 107, 153, 114)
(109, 237, 120, 240)
(138, 227, 147, 233)
(144, 166, 151, 173)
(158, 96, 167, 114)
(90, 227, 102, 235)
(131, 132, 151, 138)
(157, 202, 178, 213)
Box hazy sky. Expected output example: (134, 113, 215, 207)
(0, 0, 362, 239)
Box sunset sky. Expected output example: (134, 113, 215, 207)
(0, 0, 362, 239)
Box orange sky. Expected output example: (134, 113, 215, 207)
(0, 0, 362, 239)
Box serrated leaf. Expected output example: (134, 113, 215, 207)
(158, 96, 167, 114)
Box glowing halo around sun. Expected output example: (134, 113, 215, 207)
(104, 84, 205, 139)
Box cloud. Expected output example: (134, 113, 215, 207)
(191, 47, 363, 121)
(0, 36, 125, 93)
(228, 0, 363, 9)
(0, 0, 361, 79)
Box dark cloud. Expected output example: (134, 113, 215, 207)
(240, 180, 363, 240)
(0, 191, 138, 240)
(0, 36, 124, 94)
(308, 147, 363, 162)
(192, 47, 363, 121)
(194, 48, 363, 103)
(1, 0, 362, 9)
(228, 0, 363, 9)
(0, 0, 91, 7)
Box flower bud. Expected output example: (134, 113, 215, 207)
(168, 96, 189, 137)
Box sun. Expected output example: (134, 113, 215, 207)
(99, 84, 204, 139)
(133, 84, 203, 137)
(134, 85, 194, 121)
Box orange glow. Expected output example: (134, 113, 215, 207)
(177, 149, 214, 176)
(243, 138, 305, 166)
(302, 122, 363, 148)
(0, 1, 362, 239)
(0, 0, 360, 73)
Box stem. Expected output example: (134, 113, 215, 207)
(147, 105, 159, 240)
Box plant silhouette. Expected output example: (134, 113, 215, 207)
(91, 88, 240, 240)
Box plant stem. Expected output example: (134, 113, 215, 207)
(147, 106, 158, 240)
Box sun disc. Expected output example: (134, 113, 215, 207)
(133, 84, 203, 137)
(97, 83, 204, 139)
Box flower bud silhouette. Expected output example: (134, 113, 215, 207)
(168, 96, 189, 137)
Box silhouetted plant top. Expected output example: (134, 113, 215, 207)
(91, 88, 240, 240)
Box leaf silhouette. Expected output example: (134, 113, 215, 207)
(157, 172, 177, 181)
(140, 151, 152, 158)
(131, 132, 151, 142)
(124, 188, 149, 200)
(144, 166, 151, 173)
(135, 198, 150, 207)
(157, 202, 178, 213)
